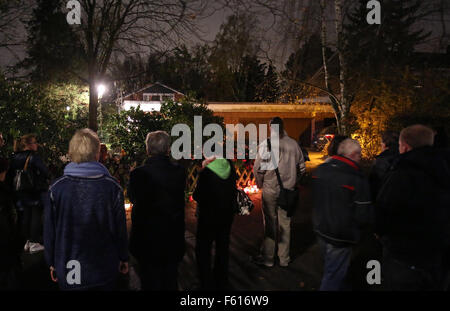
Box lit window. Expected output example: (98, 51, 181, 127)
(162, 95, 174, 101)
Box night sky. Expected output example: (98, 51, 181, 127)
(0, 1, 449, 71)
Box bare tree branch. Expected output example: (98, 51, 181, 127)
(67, 0, 210, 130)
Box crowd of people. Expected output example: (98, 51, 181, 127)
(313, 125, 450, 291)
(0, 117, 449, 291)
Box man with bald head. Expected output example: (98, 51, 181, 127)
(376, 124, 450, 290)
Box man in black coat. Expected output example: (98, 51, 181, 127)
(313, 138, 374, 290)
(128, 131, 186, 290)
(376, 124, 450, 290)
(369, 131, 399, 199)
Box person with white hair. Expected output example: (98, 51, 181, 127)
(312, 138, 374, 290)
(376, 124, 450, 290)
(128, 130, 187, 290)
(43, 128, 129, 290)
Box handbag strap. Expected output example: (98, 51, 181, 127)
(267, 138, 285, 190)
(23, 154, 32, 172)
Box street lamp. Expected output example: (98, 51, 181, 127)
(97, 84, 107, 139)
(97, 84, 107, 99)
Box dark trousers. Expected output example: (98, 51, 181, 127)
(17, 201, 43, 243)
(382, 249, 444, 291)
(318, 237, 352, 291)
(195, 217, 233, 290)
(138, 261, 179, 291)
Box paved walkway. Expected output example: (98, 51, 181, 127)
(178, 189, 321, 291)
(177, 151, 326, 291)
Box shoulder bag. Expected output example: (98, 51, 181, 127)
(13, 155, 35, 192)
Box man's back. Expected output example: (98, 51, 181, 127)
(128, 155, 186, 263)
(313, 156, 373, 246)
(254, 134, 305, 192)
(376, 146, 450, 266)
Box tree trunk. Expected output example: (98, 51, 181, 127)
(320, 0, 341, 131)
(334, 0, 350, 135)
(89, 80, 98, 132)
(320, 0, 330, 92)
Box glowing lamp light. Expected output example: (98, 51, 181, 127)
(97, 84, 107, 99)
(125, 203, 132, 211)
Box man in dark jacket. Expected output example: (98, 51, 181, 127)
(313, 138, 374, 290)
(193, 157, 237, 290)
(369, 131, 399, 199)
(44, 129, 129, 290)
(376, 124, 450, 290)
(128, 131, 186, 290)
(0, 158, 22, 289)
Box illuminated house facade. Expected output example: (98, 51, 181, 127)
(121, 82, 185, 112)
(121, 82, 335, 146)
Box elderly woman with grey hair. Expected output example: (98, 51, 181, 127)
(43, 128, 129, 290)
(128, 130, 186, 290)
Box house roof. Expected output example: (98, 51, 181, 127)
(141, 82, 184, 95)
(123, 82, 184, 99)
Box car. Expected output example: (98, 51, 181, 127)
(312, 126, 337, 151)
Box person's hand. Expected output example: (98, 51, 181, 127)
(202, 156, 216, 168)
(119, 261, 129, 274)
(50, 266, 58, 282)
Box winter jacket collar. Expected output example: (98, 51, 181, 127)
(14, 150, 35, 161)
(331, 155, 360, 171)
(144, 155, 170, 166)
(64, 161, 111, 178)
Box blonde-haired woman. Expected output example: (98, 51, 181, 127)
(8, 134, 49, 253)
(43, 129, 128, 290)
